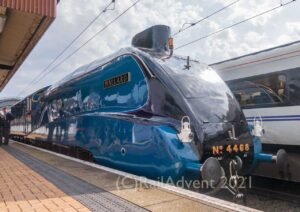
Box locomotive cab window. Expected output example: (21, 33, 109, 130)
(228, 73, 287, 108)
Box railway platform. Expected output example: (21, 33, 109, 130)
(0, 141, 259, 212)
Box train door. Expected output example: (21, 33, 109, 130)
(25, 97, 32, 134)
(10, 100, 27, 135)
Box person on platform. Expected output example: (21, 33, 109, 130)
(0, 111, 5, 146)
(2, 108, 15, 145)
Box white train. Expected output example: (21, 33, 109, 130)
(211, 40, 300, 182)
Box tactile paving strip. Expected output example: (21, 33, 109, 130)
(4, 146, 148, 212)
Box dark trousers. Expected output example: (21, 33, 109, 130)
(0, 127, 2, 146)
(3, 127, 10, 145)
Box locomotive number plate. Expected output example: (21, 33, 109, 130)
(212, 144, 250, 155)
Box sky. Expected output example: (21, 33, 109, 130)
(1, 0, 300, 98)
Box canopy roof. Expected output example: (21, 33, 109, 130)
(0, 0, 58, 91)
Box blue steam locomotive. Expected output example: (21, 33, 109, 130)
(10, 25, 286, 196)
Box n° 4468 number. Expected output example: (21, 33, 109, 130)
(226, 144, 250, 153)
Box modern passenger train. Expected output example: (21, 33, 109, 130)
(10, 25, 285, 195)
(211, 40, 300, 182)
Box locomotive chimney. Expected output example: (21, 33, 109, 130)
(131, 25, 173, 56)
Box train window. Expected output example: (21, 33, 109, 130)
(32, 93, 41, 102)
(229, 73, 287, 108)
(286, 68, 300, 105)
(11, 102, 25, 118)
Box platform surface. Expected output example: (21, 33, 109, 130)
(0, 146, 89, 212)
(0, 141, 259, 212)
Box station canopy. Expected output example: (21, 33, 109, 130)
(0, 0, 58, 91)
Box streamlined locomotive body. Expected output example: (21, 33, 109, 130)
(10, 25, 284, 195)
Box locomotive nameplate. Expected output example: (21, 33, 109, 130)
(104, 72, 131, 89)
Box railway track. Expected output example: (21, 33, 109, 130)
(213, 176, 300, 211)
(250, 186, 300, 205)
(249, 176, 300, 205)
